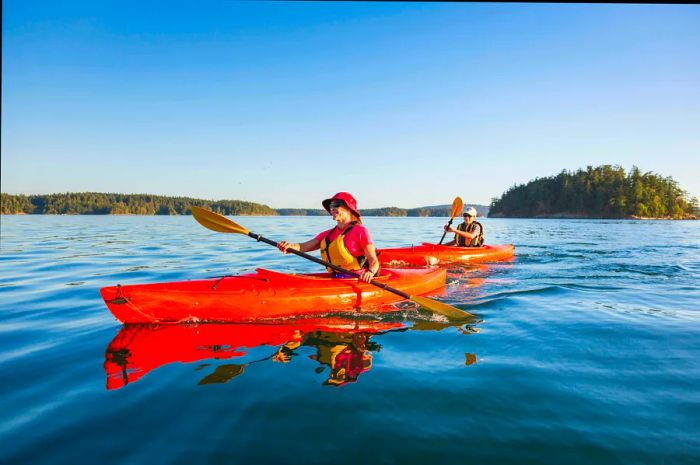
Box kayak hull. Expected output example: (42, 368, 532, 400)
(378, 243, 515, 266)
(100, 267, 446, 324)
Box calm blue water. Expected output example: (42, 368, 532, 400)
(1, 215, 699, 464)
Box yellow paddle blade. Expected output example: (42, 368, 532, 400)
(191, 206, 250, 235)
(451, 196, 464, 218)
(410, 295, 475, 320)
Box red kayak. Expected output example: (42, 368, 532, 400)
(100, 267, 446, 324)
(378, 243, 515, 266)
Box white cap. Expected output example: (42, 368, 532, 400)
(464, 207, 477, 217)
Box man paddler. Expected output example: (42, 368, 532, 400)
(443, 207, 484, 247)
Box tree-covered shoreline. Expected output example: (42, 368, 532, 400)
(489, 165, 698, 219)
(0, 193, 277, 216)
(5, 167, 696, 219)
(0, 192, 488, 217)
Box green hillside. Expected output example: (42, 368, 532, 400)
(489, 165, 698, 219)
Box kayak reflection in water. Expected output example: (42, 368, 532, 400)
(443, 207, 485, 247)
(104, 320, 399, 390)
(276, 192, 381, 283)
(274, 331, 376, 387)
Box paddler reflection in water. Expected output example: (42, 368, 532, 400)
(443, 207, 484, 247)
(273, 330, 375, 387)
(277, 192, 380, 282)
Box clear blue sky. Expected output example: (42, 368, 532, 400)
(2, 2, 699, 208)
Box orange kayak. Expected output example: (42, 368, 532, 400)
(100, 267, 446, 324)
(378, 243, 515, 266)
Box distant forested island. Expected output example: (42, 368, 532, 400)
(489, 165, 698, 219)
(0, 192, 488, 217)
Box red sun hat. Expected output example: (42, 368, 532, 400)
(322, 192, 361, 218)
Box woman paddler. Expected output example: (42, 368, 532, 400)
(277, 192, 380, 283)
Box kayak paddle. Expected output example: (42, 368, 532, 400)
(438, 196, 464, 245)
(191, 206, 474, 320)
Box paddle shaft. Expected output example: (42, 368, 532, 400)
(438, 218, 456, 245)
(247, 232, 411, 300)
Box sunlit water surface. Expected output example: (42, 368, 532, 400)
(1, 215, 699, 464)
